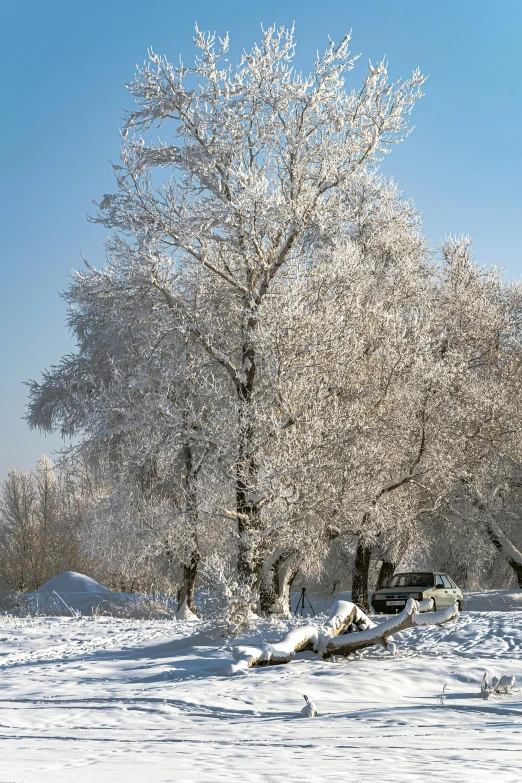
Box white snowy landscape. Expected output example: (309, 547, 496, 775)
(3, 9, 522, 782)
(0, 572, 521, 782)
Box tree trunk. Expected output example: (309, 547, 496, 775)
(352, 536, 372, 613)
(235, 335, 261, 587)
(279, 560, 299, 615)
(170, 436, 202, 613)
(177, 537, 200, 611)
(376, 559, 396, 590)
(236, 422, 260, 588)
(259, 549, 299, 616)
(485, 518, 522, 588)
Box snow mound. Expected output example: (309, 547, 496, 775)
(176, 599, 197, 621)
(23, 572, 112, 616)
(35, 571, 110, 595)
(24, 575, 178, 618)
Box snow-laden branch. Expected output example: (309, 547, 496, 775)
(485, 517, 522, 568)
(150, 268, 243, 388)
(222, 598, 458, 675)
(484, 516, 522, 587)
(473, 489, 522, 588)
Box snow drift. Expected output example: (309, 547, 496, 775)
(24, 572, 177, 618)
(35, 571, 110, 596)
(24, 571, 112, 616)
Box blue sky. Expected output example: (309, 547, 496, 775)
(1, 0, 521, 480)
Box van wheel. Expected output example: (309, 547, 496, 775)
(457, 601, 462, 611)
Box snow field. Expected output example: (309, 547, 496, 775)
(0, 611, 521, 781)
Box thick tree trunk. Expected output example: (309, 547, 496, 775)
(236, 435, 260, 588)
(259, 549, 299, 616)
(224, 598, 459, 675)
(235, 338, 261, 587)
(177, 538, 200, 611)
(174, 438, 202, 613)
(352, 536, 372, 613)
(279, 560, 299, 614)
(236, 456, 261, 587)
(485, 518, 522, 588)
(376, 559, 396, 590)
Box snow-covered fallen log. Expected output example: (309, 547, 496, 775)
(225, 626, 318, 675)
(322, 599, 458, 658)
(223, 598, 459, 675)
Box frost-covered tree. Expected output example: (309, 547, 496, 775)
(255, 174, 435, 611)
(96, 25, 424, 588)
(30, 25, 522, 614)
(27, 25, 426, 608)
(432, 238, 522, 588)
(386, 237, 522, 592)
(261, 225, 522, 611)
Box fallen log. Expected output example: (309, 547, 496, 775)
(223, 598, 458, 675)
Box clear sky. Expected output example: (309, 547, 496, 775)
(1, 0, 521, 481)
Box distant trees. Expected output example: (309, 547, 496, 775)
(23, 24, 522, 612)
(0, 458, 86, 591)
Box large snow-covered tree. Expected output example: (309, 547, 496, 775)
(27, 25, 426, 607)
(98, 25, 425, 589)
(28, 24, 522, 616)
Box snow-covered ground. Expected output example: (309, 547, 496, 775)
(1, 608, 521, 782)
(464, 589, 522, 612)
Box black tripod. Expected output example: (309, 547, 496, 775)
(293, 587, 316, 617)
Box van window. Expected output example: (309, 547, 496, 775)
(441, 575, 452, 589)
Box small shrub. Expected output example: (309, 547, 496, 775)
(200, 557, 257, 637)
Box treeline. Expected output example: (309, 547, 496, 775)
(15, 26, 522, 612)
(0, 458, 86, 592)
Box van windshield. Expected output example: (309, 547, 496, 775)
(386, 573, 434, 588)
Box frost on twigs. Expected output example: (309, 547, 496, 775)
(481, 671, 515, 699)
(439, 683, 449, 706)
(222, 598, 459, 675)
